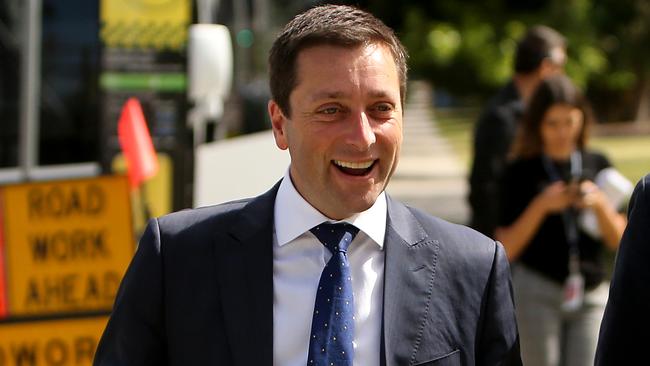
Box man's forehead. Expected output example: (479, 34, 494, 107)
(295, 42, 394, 68)
(293, 44, 399, 97)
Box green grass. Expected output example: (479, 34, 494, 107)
(434, 107, 650, 184)
(590, 136, 650, 184)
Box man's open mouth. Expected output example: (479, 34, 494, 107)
(332, 160, 376, 176)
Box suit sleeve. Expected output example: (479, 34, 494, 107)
(595, 175, 650, 365)
(476, 242, 522, 366)
(94, 219, 167, 365)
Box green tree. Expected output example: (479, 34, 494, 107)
(356, 0, 649, 123)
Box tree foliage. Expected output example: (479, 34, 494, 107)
(353, 0, 650, 122)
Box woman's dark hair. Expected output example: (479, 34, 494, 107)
(511, 74, 594, 159)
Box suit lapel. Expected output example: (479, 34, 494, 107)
(213, 182, 280, 366)
(382, 197, 442, 366)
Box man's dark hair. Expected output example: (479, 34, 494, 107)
(268, 4, 408, 117)
(514, 25, 566, 74)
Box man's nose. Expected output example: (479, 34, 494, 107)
(346, 111, 376, 150)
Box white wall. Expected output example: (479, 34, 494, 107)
(194, 130, 290, 207)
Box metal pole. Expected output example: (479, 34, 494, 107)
(252, 0, 269, 34)
(252, 0, 269, 76)
(18, 0, 42, 179)
(196, 0, 221, 24)
(233, 0, 251, 86)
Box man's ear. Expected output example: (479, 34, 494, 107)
(269, 100, 289, 150)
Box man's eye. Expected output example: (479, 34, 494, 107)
(371, 103, 394, 114)
(375, 104, 392, 112)
(319, 107, 340, 115)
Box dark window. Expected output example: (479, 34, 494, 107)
(0, 2, 21, 168)
(39, 0, 100, 165)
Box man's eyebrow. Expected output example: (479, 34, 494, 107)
(308, 90, 396, 102)
(367, 90, 394, 99)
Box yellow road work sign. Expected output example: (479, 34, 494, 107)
(100, 0, 191, 50)
(1, 176, 134, 317)
(0, 316, 108, 366)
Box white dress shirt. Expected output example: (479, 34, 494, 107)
(273, 171, 386, 366)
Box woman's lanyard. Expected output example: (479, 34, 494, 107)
(541, 151, 582, 275)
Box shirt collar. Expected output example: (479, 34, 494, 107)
(274, 170, 387, 248)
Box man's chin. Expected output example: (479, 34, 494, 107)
(337, 191, 383, 215)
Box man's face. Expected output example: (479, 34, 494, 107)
(269, 43, 403, 220)
(541, 46, 566, 78)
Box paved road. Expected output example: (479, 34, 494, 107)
(387, 81, 469, 224)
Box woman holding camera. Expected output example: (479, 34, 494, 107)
(495, 74, 626, 366)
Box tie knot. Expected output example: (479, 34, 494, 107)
(310, 223, 359, 253)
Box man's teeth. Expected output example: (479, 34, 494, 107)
(334, 160, 374, 169)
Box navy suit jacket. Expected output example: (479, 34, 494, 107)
(95, 182, 521, 365)
(596, 174, 650, 365)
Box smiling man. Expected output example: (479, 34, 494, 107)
(94, 5, 522, 366)
(269, 42, 402, 220)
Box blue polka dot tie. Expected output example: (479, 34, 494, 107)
(307, 222, 359, 366)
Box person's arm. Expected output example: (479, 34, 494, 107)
(94, 219, 166, 365)
(577, 180, 627, 250)
(475, 242, 523, 366)
(496, 181, 573, 261)
(596, 174, 650, 365)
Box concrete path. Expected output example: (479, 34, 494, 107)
(387, 81, 469, 224)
